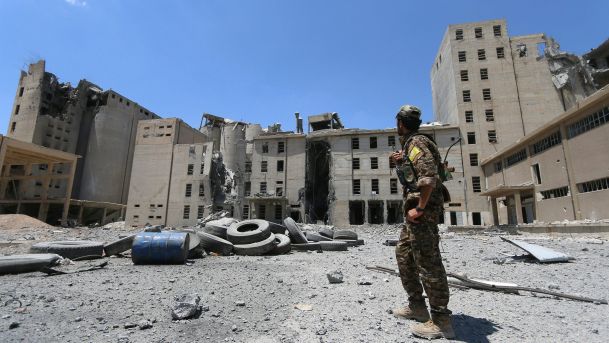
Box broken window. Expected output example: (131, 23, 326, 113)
(245, 182, 251, 196)
(351, 137, 359, 149)
(245, 161, 252, 173)
(18, 87, 24, 97)
(578, 177, 609, 193)
(531, 131, 561, 155)
(353, 179, 361, 195)
(371, 179, 379, 194)
(482, 88, 491, 100)
(494, 161, 503, 172)
(478, 49, 486, 61)
(277, 160, 284, 172)
(200, 162, 205, 174)
(488, 130, 497, 143)
(467, 132, 476, 144)
(261, 161, 268, 172)
(14, 105, 20, 115)
(485, 109, 494, 122)
(458, 51, 466, 62)
(10, 122, 16, 133)
(276, 181, 283, 196)
(258, 204, 266, 219)
(197, 206, 204, 219)
(262, 142, 269, 153)
(541, 186, 569, 199)
(274, 204, 282, 220)
(352, 158, 360, 170)
(460, 70, 469, 81)
(469, 153, 479, 166)
(462, 90, 471, 102)
(465, 110, 473, 123)
(567, 106, 609, 138)
(260, 182, 267, 194)
(390, 178, 398, 194)
(349, 201, 365, 225)
(480, 68, 488, 80)
(185, 184, 192, 197)
(472, 176, 481, 193)
(278, 141, 285, 153)
(493, 25, 501, 37)
(183, 205, 190, 219)
(187, 164, 194, 175)
(369, 136, 377, 149)
(199, 183, 204, 197)
(474, 27, 483, 38)
(387, 135, 396, 147)
(516, 44, 527, 57)
(371, 157, 379, 169)
(532, 164, 542, 185)
(455, 29, 463, 40)
(242, 205, 250, 219)
(505, 149, 526, 167)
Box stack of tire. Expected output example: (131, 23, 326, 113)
(198, 219, 291, 256)
(284, 218, 364, 252)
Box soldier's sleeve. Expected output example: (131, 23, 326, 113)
(407, 136, 438, 188)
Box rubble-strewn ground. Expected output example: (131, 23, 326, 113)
(0, 222, 608, 343)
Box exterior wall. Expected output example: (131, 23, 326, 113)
(125, 118, 208, 228)
(431, 20, 568, 224)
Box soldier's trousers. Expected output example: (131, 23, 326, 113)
(395, 207, 451, 315)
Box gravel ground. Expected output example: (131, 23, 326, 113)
(0, 223, 608, 343)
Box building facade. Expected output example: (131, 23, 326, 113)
(481, 85, 609, 225)
(6, 60, 161, 206)
(430, 19, 594, 225)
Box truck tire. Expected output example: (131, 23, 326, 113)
(283, 217, 307, 244)
(305, 232, 332, 242)
(202, 225, 228, 239)
(227, 220, 271, 245)
(104, 234, 136, 256)
(291, 242, 321, 251)
(319, 241, 348, 251)
(319, 228, 335, 239)
(30, 241, 104, 260)
(0, 254, 62, 275)
(197, 232, 234, 256)
(333, 230, 358, 240)
(267, 234, 291, 255)
(268, 222, 287, 235)
(234, 233, 277, 256)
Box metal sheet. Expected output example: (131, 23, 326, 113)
(500, 237, 570, 263)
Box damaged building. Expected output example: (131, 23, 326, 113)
(481, 85, 609, 225)
(5, 60, 161, 224)
(431, 19, 602, 225)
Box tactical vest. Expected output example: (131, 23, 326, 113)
(396, 133, 446, 192)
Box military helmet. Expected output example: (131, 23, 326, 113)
(396, 105, 422, 119)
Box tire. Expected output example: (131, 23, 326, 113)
(30, 241, 104, 260)
(0, 254, 62, 275)
(197, 232, 234, 256)
(104, 234, 136, 256)
(291, 242, 321, 251)
(227, 220, 271, 245)
(178, 229, 201, 250)
(336, 239, 365, 247)
(305, 232, 332, 242)
(333, 230, 358, 240)
(267, 234, 291, 255)
(268, 222, 287, 235)
(319, 228, 335, 239)
(202, 225, 228, 239)
(319, 241, 348, 251)
(234, 233, 277, 256)
(283, 217, 308, 244)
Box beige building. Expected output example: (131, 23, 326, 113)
(481, 85, 609, 224)
(430, 19, 594, 225)
(125, 118, 211, 228)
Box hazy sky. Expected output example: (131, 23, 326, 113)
(0, 0, 607, 134)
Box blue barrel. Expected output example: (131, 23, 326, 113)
(131, 232, 190, 265)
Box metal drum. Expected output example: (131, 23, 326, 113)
(131, 232, 190, 264)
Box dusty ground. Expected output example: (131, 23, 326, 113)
(0, 222, 608, 343)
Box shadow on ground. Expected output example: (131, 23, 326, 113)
(451, 314, 501, 343)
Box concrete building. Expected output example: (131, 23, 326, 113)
(430, 19, 596, 225)
(305, 121, 463, 227)
(245, 132, 307, 222)
(481, 85, 609, 225)
(6, 60, 161, 208)
(585, 38, 609, 89)
(0, 134, 78, 225)
(125, 118, 210, 228)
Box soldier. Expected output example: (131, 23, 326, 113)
(390, 105, 454, 339)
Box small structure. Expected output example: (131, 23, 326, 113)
(0, 135, 78, 225)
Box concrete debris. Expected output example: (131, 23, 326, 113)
(294, 303, 313, 311)
(138, 320, 153, 330)
(357, 278, 373, 286)
(326, 270, 344, 284)
(171, 294, 203, 320)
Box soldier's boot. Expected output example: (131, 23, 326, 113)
(391, 302, 430, 322)
(411, 313, 455, 340)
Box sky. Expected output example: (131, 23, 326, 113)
(0, 0, 607, 134)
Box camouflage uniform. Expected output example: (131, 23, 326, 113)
(395, 132, 451, 315)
